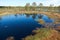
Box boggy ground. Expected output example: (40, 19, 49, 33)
(6, 28, 60, 40)
(22, 28, 60, 40)
(0, 11, 60, 19)
(0, 10, 60, 40)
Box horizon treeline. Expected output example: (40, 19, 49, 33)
(0, 2, 60, 13)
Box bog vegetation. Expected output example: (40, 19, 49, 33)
(0, 2, 60, 13)
(22, 28, 60, 40)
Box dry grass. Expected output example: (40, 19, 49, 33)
(23, 28, 60, 40)
(37, 19, 45, 24)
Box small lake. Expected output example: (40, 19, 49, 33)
(0, 13, 54, 40)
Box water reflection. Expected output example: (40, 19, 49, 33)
(0, 13, 54, 40)
(0, 17, 2, 20)
(37, 14, 43, 19)
(25, 14, 30, 18)
(14, 14, 18, 17)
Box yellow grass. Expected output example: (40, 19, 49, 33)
(23, 28, 60, 40)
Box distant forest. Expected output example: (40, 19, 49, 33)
(0, 2, 60, 13)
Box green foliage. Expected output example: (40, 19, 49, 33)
(0, 6, 60, 12)
(0, 6, 6, 8)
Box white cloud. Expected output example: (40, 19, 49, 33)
(0, 0, 60, 6)
(36, 0, 60, 6)
(46, 0, 60, 6)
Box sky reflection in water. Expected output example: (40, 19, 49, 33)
(0, 14, 54, 40)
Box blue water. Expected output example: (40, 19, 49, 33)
(0, 14, 54, 40)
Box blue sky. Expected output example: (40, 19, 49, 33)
(0, 0, 60, 6)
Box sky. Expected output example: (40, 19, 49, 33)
(0, 0, 60, 6)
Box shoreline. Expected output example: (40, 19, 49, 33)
(0, 11, 60, 32)
(0, 11, 60, 18)
(0, 11, 60, 14)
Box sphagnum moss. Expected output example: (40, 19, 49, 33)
(23, 28, 59, 40)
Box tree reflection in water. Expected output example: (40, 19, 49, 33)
(14, 14, 18, 17)
(32, 14, 36, 19)
(25, 14, 30, 18)
(0, 17, 2, 20)
(38, 14, 43, 19)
